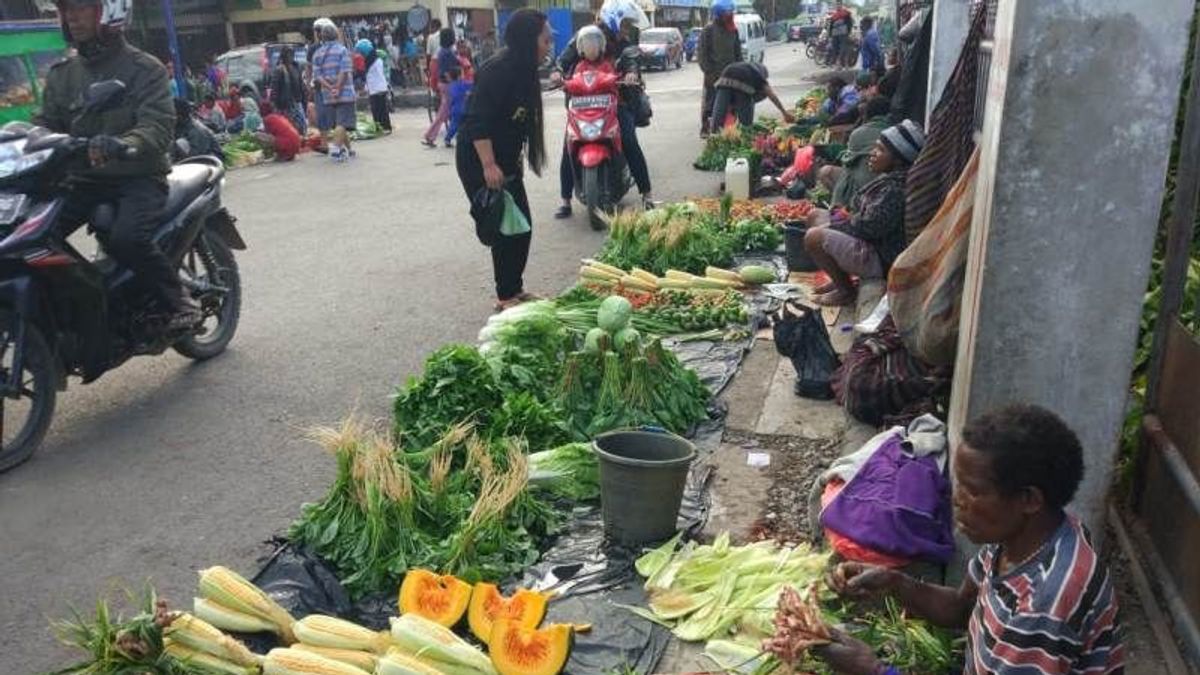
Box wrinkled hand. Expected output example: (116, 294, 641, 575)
(814, 628, 883, 675)
(482, 161, 505, 190)
(623, 72, 639, 86)
(826, 562, 901, 600)
(88, 135, 130, 167)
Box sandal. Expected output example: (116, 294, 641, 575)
(812, 289, 856, 307)
(493, 297, 524, 312)
(515, 292, 544, 302)
(420, 139, 436, 148)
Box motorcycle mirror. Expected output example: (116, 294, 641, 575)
(83, 80, 127, 113)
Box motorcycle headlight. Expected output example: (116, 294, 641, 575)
(0, 149, 52, 179)
(579, 120, 604, 141)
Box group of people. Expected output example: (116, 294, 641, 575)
(423, 22, 478, 149)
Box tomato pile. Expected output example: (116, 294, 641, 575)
(767, 200, 816, 222)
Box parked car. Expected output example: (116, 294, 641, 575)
(684, 27, 702, 61)
(215, 42, 307, 100)
(638, 27, 684, 70)
(734, 14, 767, 64)
(788, 21, 822, 42)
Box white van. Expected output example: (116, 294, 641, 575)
(735, 13, 767, 64)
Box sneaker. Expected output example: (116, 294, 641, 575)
(421, 139, 437, 148)
(553, 205, 572, 219)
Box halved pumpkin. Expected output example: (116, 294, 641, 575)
(488, 620, 573, 675)
(468, 583, 549, 643)
(397, 569, 472, 627)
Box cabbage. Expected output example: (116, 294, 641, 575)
(596, 296, 633, 332)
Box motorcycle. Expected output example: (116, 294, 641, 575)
(0, 80, 246, 471)
(563, 58, 633, 230)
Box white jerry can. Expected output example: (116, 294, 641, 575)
(725, 157, 751, 200)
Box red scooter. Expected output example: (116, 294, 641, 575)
(563, 58, 632, 230)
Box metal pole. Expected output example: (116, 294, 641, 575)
(160, 0, 187, 98)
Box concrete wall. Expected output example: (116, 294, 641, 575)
(924, 0, 972, 125)
(948, 0, 1194, 538)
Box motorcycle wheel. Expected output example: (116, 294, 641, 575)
(583, 166, 606, 231)
(174, 231, 241, 361)
(0, 310, 57, 472)
(805, 43, 818, 60)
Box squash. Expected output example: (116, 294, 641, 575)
(398, 569, 473, 627)
(488, 621, 573, 675)
(467, 584, 549, 643)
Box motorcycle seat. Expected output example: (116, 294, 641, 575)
(163, 163, 215, 220)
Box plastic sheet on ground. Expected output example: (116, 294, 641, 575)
(242, 264, 786, 672)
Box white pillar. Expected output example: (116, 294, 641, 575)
(924, 0, 972, 126)
(948, 0, 1194, 539)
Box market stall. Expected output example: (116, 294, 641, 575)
(49, 192, 963, 674)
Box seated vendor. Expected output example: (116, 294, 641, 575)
(822, 74, 866, 126)
(804, 119, 924, 307)
(818, 96, 892, 210)
(710, 61, 797, 131)
(817, 404, 1124, 675)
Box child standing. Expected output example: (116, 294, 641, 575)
(359, 38, 392, 133)
(443, 69, 472, 148)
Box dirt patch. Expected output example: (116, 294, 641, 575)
(718, 429, 841, 545)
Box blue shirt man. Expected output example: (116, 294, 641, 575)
(860, 18, 883, 72)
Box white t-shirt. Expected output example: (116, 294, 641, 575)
(366, 58, 388, 94)
(426, 36, 440, 58)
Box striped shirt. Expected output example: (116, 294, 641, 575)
(311, 41, 355, 104)
(966, 516, 1125, 674)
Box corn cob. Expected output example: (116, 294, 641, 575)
(705, 266, 744, 283)
(165, 612, 263, 667)
(198, 566, 297, 643)
(262, 647, 372, 675)
(656, 278, 693, 290)
(389, 614, 497, 675)
(194, 597, 278, 634)
(579, 265, 621, 282)
(292, 614, 390, 654)
(581, 259, 626, 277)
(619, 275, 657, 292)
(292, 644, 380, 672)
(376, 649, 449, 675)
(163, 640, 259, 675)
(691, 277, 738, 289)
(630, 267, 660, 284)
(664, 270, 696, 281)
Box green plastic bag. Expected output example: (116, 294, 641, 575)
(500, 190, 531, 236)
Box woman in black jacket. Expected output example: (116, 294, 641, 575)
(456, 9, 550, 311)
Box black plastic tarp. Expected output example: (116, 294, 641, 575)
(242, 265, 786, 672)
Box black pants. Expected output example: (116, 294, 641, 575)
(701, 82, 716, 133)
(457, 147, 532, 300)
(369, 93, 392, 131)
(710, 87, 755, 131)
(60, 177, 182, 310)
(559, 105, 651, 199)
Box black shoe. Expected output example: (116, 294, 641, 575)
(553, 205, 572, 219)
(444, 140, 454, 148)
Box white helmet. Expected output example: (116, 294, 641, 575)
(55, 0, 131, 40)
(575, 25, 607, 61)
(598, 0, 650, 36)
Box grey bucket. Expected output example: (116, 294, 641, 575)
(592, 430, 696, 545)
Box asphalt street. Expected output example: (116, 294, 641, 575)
(0, 41, 817, 673)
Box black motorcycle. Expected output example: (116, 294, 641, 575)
(0, 80, 245, 471)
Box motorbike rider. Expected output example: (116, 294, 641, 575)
(35, 0, 200, 329)
(697, 0, 741, 136)
(553, 0, 654, 217)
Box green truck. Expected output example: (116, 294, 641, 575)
(0, 20, 68, 125)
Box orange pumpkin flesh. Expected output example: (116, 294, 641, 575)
(397, 569, 472, 627)
(468, 583, 549, 643)
(488, 620, 573, 675)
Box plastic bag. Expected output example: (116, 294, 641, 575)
(500, 189, 531, 236)
(771, 300, 839, 400)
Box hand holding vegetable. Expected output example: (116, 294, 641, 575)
(827, 562, 901, 600)
(813, 628, 885, 675)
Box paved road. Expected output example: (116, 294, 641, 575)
(0, 42, 816, 673)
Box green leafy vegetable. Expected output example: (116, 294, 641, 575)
(527, 442, 600, 501)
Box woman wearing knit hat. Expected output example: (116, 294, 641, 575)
(804, 119, 925, 307)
